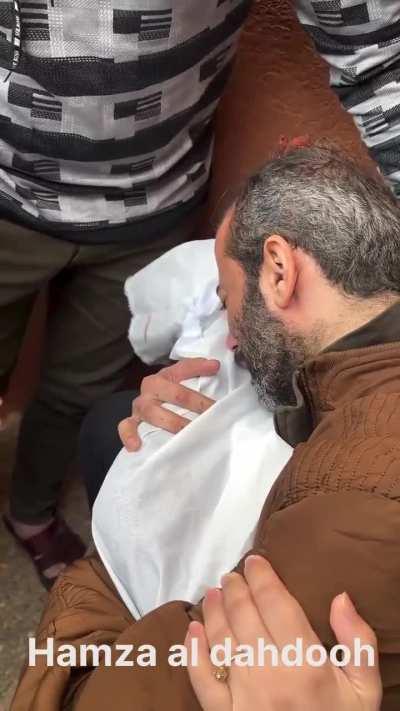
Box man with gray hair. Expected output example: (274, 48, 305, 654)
(2, 0, 400, 589)
(12, 144, 400, 710)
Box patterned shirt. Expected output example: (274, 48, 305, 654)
(0, 0, 399, 244)
(297, 0, 400, 197)
(0, 0, 250, 243)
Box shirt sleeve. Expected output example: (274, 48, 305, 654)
(295, 0, 400, 197)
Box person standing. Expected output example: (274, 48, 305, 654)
(0, 0, 252, 587)
(2, 0, 400, 590)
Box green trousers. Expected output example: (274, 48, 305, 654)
(0, 211, 201, 523)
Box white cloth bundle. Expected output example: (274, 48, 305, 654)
(125, 239, 220, 365)
(92, 240, 292, 620)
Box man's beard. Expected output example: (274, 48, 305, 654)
(234, 277, 309, 410)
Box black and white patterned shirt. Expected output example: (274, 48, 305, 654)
(0, 0, 250, 243)
(0, 0, 399, 244)
(296, 0, 400, 198)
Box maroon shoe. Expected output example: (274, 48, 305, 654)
(3, 515, 86, 590)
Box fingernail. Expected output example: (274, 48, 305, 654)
(338, 592, 357, 618)
(245, 554, 264, 570)
(188, 621, 202, 637)
(221, 573, 232, 586)
(205, 587, 222, 602)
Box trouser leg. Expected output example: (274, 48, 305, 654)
(79, 390, 137, 510)
(0, 217, 73, 395)
(10, 212, 202, 522)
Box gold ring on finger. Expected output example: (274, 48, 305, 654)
(213, 664, 229, 683)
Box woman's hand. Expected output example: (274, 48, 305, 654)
(185, 556, 382, 711)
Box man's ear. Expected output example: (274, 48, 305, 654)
(260, 234, 297, 309)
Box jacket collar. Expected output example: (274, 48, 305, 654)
(274, 301, 400, 447)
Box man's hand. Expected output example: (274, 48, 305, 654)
(185, 556, 382, 711)
(118, 358, 220, 451)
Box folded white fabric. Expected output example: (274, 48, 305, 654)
(93, 240, 293, 620)
(125, 239, 219, 364)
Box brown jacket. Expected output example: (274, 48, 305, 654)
(12, 303, 400, 711)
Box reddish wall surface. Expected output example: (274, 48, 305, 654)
(207, 0, 371, 222)
(6, 0, 373, 413)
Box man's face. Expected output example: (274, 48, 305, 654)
(215, 210, 308, 409)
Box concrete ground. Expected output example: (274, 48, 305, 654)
(0, 413, 91, 709)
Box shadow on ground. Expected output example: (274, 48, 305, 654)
(0, 413, 91, 708)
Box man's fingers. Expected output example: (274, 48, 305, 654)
(141, 376, 215, 414)
(118, 357, 219, 450)
(330, 593, 382, 704)
(118, 358, 219, 452)
(220, 572, 273, 649)
(133, 394, 191, 433)
(118, 416, 142, 451)
(244, 555, 320, 649)
(119, 400, 190, 450)
(118, 356, 218, 449)
(185, 621, 231, 711)
(161, 358, 220, 383)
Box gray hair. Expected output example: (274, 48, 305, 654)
(228, 144, 400, 297)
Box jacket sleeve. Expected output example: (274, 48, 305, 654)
(246, 490, 400, 709)
(10, 555, 203, 711)
(296, 1, 400, 197)
(12, 492, 400, 711)
(10, 556, 133, 711)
